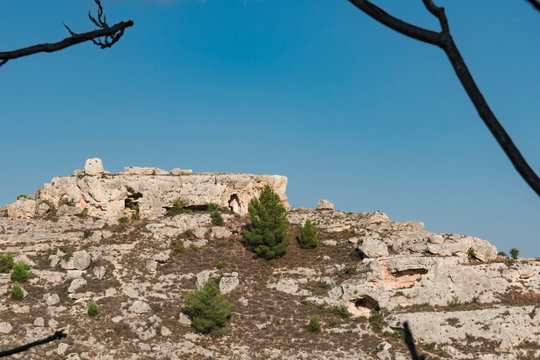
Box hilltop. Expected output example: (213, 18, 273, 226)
(0, 159, 538, 359)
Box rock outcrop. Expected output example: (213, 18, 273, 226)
(6, 158, 289, 221)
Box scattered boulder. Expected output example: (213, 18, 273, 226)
(129, 300, 151, 314)
(211, 227, 232, 239)
(68, 278, 87, 293)
(178, 312, 192, 325)
(62, 250, 91, 271)
(57, 204, 82, 217)
(316, 200, 334, 211)
(0, 322, 13, 334)
(33, 317, 45, 327)
(219, 272, 240, 294)
(93, 266, 106, 279)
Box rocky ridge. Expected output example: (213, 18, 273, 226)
(0, 160, 538, 359)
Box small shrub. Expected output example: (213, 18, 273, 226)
(216, 260, 227, 269)
(0, 252, 15, 273)
(183, 279, 234, 336)
(87, 302, 99, 316)
(369, 308, 383, 330)
(10, 262, 29, 282)
(344, 264, 357, 276)
(41, 200, 57, 218)
(274, 318, 281, 325)
(307, 315, 321, 332)
(117, 217, 129, 224)
(467, 248, 476, 261)
(243, 185, 289, 260)
(165, 199, 191, 217)
(211, 211, 224, 226)
(207, 203, 221, 212)
(10, 282, 24, 300)
(83, 230, 94, 239)
(297, 219, 318, 249)
(59, 198, 75, 207)
(16, 194, 28, 200)
(170, 239, 185, 253)
(497, 251, 508, 258)
(81, 208, 89, 216)
(509, 248, 519, 260)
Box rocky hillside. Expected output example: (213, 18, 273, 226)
(0, 161, 538, 359)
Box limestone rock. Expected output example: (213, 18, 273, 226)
(170, 168, 193, 175)
(359, 236, 388, 258)
(196, 270, 218, 288)
(93, 266, 106, 280)
(316, 199, 334, 210)
(219, 272, 239, 294)
(7, 198, 36, 219)
(57, 204, 82, 217)
(33, 317, 45, 327)
(211, 226, 232, 239)
(84, 158, 104, 176)
(62, 250, 91, 270)
(129, 300, 151, 314)
(178, 312, 192, 325)
(0, 322, 13, 334)
(68, 278, 87, 293)
(44, 293, 60, 306)
(120, 167, 169, 175)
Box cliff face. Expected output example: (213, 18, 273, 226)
(4, 158, 289, 220)
(0, 161, 538, 360)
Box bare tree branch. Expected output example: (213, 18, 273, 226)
(348, 0, 540, 196)
(348, 0, 442, 45)
(526, 0, 540, 11)
(0, 0, 133, 67)
(403, 322, 426, 360)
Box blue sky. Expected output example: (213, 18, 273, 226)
(0, 0, 538, 256)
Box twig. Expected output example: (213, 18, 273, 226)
(0, 0, 133, 67)
(348, 0, 540, 196)
(403, 322, 425, 360)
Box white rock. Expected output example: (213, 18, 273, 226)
(57, 343, 68, 355)
(34, 317, 45, 327)
(84, 158, 104, 176)
(239, 297, 249, 306)
(323, 240, 337, 246)
(105, 288, 117, 297)
(359, 236, 389, 258)
(62, 250, 91, 271)
(170, 168, 193, 175)
(153, 251, 170, 263)
(211, 226, 232, 239)
(93, 266, 106, 279)
(161, 326, 172, 336)
(68, 278, 87, 293)
(145, 260, 157, 273)
(196, 270, 218, 288)
(179, 312, 192, 325)
(129, 300, 151, 314)
(120, 167, 168, 175)
(0, 322, 12, 333)
(65, 354, 80, 360)
(45, 293, 60, 306)
(219, 272, 240, 294)
(111, 316, 123, 323)
(316, 199, 334, 210)
(7, 198, 36, 219)
(192, 227, 207, 239)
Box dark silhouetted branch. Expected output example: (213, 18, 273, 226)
(0, 330, 67, 357)
(526, 0, 540, 11)
(349, 0, 540, 197)
(403, 322, 426, 360)
(0, 0, 133, 67)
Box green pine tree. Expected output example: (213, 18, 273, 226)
(242, 185, 289, 260)
(184, 279, 234, 336)
(297, 219, 318, 248)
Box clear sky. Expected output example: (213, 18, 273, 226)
(0, 0, 538, 256)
